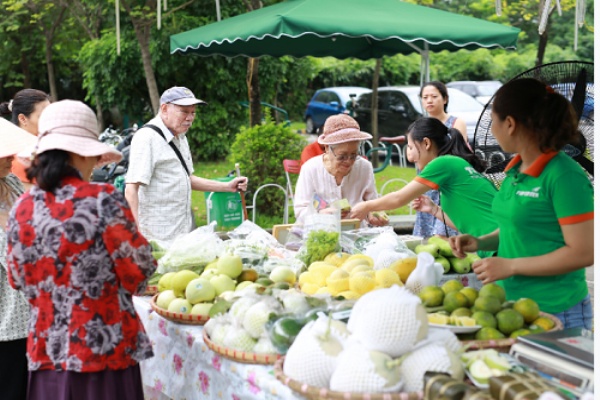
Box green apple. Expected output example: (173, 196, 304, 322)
(171, 270, 200, 297)
(200, 269, 219, 280)
(190, 302, 213, 317)
(210, 274, 236, 295)
(157, 272, 176, 292)
(435, 256, 451, 273)
(414, 243, 440, 257)
(484, 352, 511, 372)
(217, 254, 243, 279)
(167, 298, 193, 314)
(185, 278, 216, 304)
(269, 266, 297, 285)
(468, 359, 493, 385)
(156, 289, 177, 309)
(235, 281, 254, 291)
(450, 257, 471, 274)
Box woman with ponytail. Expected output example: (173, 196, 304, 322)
(350, 117, 498, 258)
(449, 78, 593, 328)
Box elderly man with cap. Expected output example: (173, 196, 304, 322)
(294, 114, 387, 227)
(125, 86, 247, 243)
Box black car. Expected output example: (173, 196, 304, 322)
(353, 86, 484, 145)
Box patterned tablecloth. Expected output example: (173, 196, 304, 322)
(133, 296, 305, 400)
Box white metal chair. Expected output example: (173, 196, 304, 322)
(283, 159, 301, 223)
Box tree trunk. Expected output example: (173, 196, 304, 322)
(133, 23, 160, 112)
(536, 5, 555, 67)
(20, 51, 32, 89)
(44, 36, 58, 101)
(370, 58, 382, 168)
(247, 58, 261, 126)
(246, 0, 262, 127)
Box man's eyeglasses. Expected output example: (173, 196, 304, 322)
(329, 147, 361, 162)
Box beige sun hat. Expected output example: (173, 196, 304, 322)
(0, 117, 37, 159)
(317, 114, 372, 145)
(18, 100, 122, 168)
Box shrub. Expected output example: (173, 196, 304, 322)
(229, 113, 306, 217)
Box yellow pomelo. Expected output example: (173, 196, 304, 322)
(479, 283, 506, 303)
(346, 254, 374, 267)
(326, 277, 349, 294)
(300, 283, 320, 295)
(349, 265, 374, 276)
(388, 257, 417, 283)
(308, 261, 337, 272)
(443, 291, 469, 313)
(441, 279, 464, 295)
(324, 252, 351, 267)
(375, 269, 402, 288)
(418, 285, 445, 307)
(337, 290, 361, 300)
(428, 313, 450, 325)
(349, 272, 377, 295)
(513, 298, 540, 323)
(496, 309, 524, 335)
(298, 271, 316, 286)
(315, 286, 336, 296)
(460, 287, 479, 307)
(531, 316, 555, 331)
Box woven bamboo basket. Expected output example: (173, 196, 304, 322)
(202, 330, 282, 365)
(143, 285, 159, 296)
(150, 294, 210, 325)
(273, 358, 423, 400)
(460, 312, 563, 353)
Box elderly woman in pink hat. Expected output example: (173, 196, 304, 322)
(6, 100, 156, 400)
(294, 114, 387, 226)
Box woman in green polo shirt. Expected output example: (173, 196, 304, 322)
(350, 117, 498, 258)
(449, 78, 593, 329)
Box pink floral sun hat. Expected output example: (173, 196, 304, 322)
(317, 114, 372, 145)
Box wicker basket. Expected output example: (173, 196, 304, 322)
(202, 330, 282, 365)
(460, 312, 563, 353)
(143, 285, 158, 296)
(274, 358, 423, 400)
(150, 294, 210, 325)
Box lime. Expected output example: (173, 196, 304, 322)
(418, 285, 445, 307)
(478, 283, 506, 303)
(509, 329, 531, 338)
(471, 311, 497, 329)
(451, 307, 472, 318)
(475, 327, 506, 340)
(473, 296, 502, 315)
(501, 300, 516, 309)
(443, 291, 469, 313)
(460, 287, 479, 307)
(531, 316, 555, 331)
(513, 298, 540, 323)
(441, 279, 464, 295)
(496, 309, 524, 335)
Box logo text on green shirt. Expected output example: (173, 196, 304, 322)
(516, 187, 541, 198)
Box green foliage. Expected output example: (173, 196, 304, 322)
(229, 112, 306, 216)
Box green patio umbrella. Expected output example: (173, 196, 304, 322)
(171, 0, 520, 81)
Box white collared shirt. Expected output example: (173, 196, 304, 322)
(126, 116, 195, 244)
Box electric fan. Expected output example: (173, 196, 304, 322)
(473, 61, 594, 187)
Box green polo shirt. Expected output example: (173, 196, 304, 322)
(493, 152, 594, 314)
(415, 155, 498, 258)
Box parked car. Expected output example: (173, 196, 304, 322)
(446, 80, 502, 105)
(353, 86, 484, 147)
(304, 86, 371, 133)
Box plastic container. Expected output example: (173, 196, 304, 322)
(204, 177, 244, 231)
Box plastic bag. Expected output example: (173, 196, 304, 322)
(405, 252, 444, 295)
(157, 223, 224, 273)
(295, 202, 341, 267)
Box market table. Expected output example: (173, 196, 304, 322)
(133, 296, 305, 400)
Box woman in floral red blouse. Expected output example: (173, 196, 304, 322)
(6, 100, 156, 400)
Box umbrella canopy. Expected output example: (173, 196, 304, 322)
(170, 0, 520, 60)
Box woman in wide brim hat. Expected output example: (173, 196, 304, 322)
(293, 113, 388, 227)
(0, 117, 37, 400)
(6, 100, 155, 400)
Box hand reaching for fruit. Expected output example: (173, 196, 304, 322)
(448, 234, 479, 258)
(472, 257, 514, 284)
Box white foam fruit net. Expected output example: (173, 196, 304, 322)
(283, 316, 350, 388)
(346, 286, 428, 357)
(399, 342, 464, 392)
(330, 343, 404, 393)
